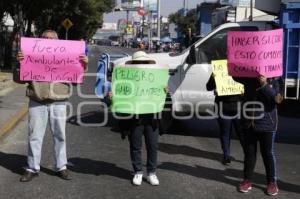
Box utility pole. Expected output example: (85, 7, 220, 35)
(188, 27, 192, 45)
(126, 10, 129, 26)
(146, 0, 152, 52)
(126, 9, 129, 47)
(157, 0, 161, 39)
(16, 3, 23, 51)
(183, 0, 187, 16)
(142, 15, 145, 39)
(148, 11, 152, 53)
(18, 4, 23, 37)
(249, 0, 253, 21)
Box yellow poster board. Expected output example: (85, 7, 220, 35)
(212, 60, 244, 96)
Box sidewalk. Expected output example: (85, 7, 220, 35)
(0, 72, 16, 96)
(0, 72, 28, 138)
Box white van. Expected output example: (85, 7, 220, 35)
(110, 21, 274, 131)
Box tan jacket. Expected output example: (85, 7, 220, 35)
(26, 82, 71, 103)
(13, 56, 88, 103)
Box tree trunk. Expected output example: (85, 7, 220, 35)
(4, 28, 19, 69)
(26, 19, 32, 36)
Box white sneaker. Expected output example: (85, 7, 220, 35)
(132, 173, 143, 186)
(147, 174, 159, 186)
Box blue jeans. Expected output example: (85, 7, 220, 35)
(243, 130, 277, 183)
(217, 117, 244, 157)
(129, 125, 159, 174)
(27, 99, 67, 172)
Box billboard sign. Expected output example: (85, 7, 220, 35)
(121, 0, 141, 10)
(118, 19, 127, 31)
(219, 0, 253, 7)
(101, 23, 117, 31)
(237, 0, 251, 7)
(143, 0, 157, 12)
(255, 0, 281, 14)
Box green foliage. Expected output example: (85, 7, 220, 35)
(34, 0, 116, 39)
(1, 0, 116, 39)
(169, 9, 196, 37)
(0, 0, 115, 68)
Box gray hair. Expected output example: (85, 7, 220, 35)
(41, 30, 58, 39)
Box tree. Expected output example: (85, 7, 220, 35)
(169, 9, 196, 46)
(1, 0, 115, 68)
(33, 0, 115, 40)
(1, 0, 25, 69)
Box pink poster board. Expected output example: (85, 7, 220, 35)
(20, 37, 85, 83)
(227, 29, 283, 78)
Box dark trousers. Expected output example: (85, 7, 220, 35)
(243, 130, 277, 183)
(129, 125, 159, 174)
(217, 117, 244, 157)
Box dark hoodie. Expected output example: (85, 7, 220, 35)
(236, 77, 283, 132)
(206, 75, 242, 116)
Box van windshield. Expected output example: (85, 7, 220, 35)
(169, 25, 259, 58)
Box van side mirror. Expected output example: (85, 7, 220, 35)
(187, 45, 196, 65)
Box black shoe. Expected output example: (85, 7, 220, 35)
(222, 156, 231, 165)
(20, 171, 38, 182)
(121, 130, 130, 140)
(56, 169, 71, 180)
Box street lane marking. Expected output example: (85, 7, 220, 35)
(0, 105, 28, 139)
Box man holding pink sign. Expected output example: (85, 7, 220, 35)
(227, 29, 284, 196)
(16, 30, 88, 182)
(19, 33, 87, 83)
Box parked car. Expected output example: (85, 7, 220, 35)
(96, 39, 112, 46)
(109, 35, 120, 46)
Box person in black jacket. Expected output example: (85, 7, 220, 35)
(207, 75, 244, 165)
(216, 94, 244, 165)
(237, 76, 283, 196)
(109, 51, 167, 186)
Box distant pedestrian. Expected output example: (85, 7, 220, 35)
(16, 30, 88, 182)
(237, 76, 283, 196)
(80, 38, 89, 55)
(139, 42, 145, 49)
(155, 41, 160, 53)
(217, 94, 244, 165)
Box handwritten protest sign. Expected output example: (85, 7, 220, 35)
(20, 37, 85, 83)
(227, 29, 283, 78)
(111, 65, 169, 114)
(212, 60, 244, 96)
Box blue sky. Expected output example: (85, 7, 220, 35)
(104, 0, 205, 23)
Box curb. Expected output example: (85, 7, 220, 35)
(0, 86, 16, 97)
(0, 104, 28, 139)
(0, 80, 20, 97)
